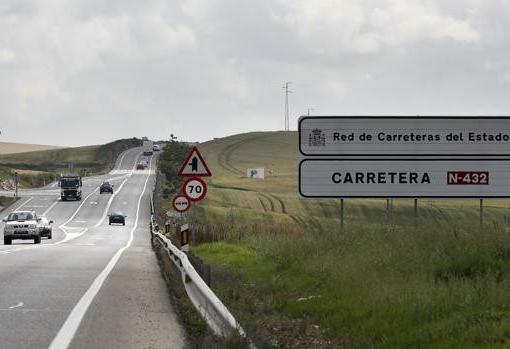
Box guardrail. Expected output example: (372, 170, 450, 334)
(149, 194, 249, 341)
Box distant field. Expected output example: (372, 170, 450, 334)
(0, 142, 62, 155)
(0, 138, 141, 188)
(182, 131, 510, 348)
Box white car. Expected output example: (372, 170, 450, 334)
(2, 210, 44, 245)
(38, 215, 54, 239)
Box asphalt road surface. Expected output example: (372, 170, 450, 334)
(0, 148, 185, 349)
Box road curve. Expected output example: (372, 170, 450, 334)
(0, 148, 185, 349)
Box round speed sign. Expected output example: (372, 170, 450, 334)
(173, 195, 191, 213)
(182, 177, 207, 202)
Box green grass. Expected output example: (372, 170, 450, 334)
(186, 131, 510, 348)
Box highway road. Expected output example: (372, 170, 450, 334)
(0, 147, 185, 349)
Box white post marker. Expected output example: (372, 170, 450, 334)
(182, 177, 208, 202)
(173, 195, 191, 213)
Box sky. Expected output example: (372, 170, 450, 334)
(1, 0, 510, 146)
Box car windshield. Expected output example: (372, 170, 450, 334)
(61, 178, 80, 187)
(102, 182, 110, 186)
(7, 212, 34, 221)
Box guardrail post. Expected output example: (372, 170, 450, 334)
(181, 224, 190, 252)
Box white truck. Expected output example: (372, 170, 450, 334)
(2, 210, 50, 244)
(143, 140, 153, 156)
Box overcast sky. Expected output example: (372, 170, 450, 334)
(1, 0, 509, 146)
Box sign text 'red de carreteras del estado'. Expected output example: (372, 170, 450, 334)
(298, 116, 510, 198)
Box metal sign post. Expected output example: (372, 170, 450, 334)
(480, 199, 484, 227)
(340, 199, 345, 232)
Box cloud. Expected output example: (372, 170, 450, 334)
(275, 0, 480, 55)
(0, 0, 507, 146)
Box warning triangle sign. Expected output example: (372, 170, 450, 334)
(178, 147, 212, 177)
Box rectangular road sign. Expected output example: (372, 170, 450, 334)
(299, 159, 510, 198)
(299, 116, 510, 157)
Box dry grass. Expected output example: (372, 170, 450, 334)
(0, 142, 62, 155)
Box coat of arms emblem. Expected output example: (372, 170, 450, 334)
(308, 129, 326, 147)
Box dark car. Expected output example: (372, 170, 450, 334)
(100, 181, 114, 194)
(108, 212, 126, 225)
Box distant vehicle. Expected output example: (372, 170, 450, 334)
(153, 144, 160, 151)
(136, 163, 146, 170)
(38, 216, 54, 239)
(2, 210, 44, 244)
(100, 181, 114, 194)
(108, 212, 126, 226)
(143, 140, 153, 156)
(59, 173, 82, 201)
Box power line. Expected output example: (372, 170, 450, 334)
(283, 82, 292, 131)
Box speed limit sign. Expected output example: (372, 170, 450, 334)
(173, 195, 191, 213)
(182, 177, 207, 202)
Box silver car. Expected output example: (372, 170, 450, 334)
(3, 211, 43, 244)
(38, 216, 54, 239)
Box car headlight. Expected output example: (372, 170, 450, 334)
(4, 226, 13, 232)
(29, 224, 36, 229)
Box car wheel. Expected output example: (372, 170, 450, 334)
(34, 236, 41, 244)
(48, 232, 52, 239)
(4, 237, 11, 245)
(61, 197, 66, 201)
(122, 222, 125, 226)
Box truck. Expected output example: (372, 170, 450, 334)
(59, 173, 82, 201)
(143, 140, 153, 156)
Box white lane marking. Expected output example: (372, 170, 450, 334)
(49, 157, 153, 349)
(43, 198, 60, 216)
(0, 150, 142, 253)
(74, 221, 88, 224)
(9, 302, 24, 309)
(11, 197, 34, 212)
(55, 155, 138, 245)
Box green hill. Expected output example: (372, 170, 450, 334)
(183, 131, 510, 348)
(0, 138, 141, 188)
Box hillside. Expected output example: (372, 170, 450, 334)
(0, 138, 141, 189)
(179, 131, 510, 348)
(196, 131, 508, 236)
(0, 142, 62, 155)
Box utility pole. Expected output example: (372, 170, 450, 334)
(283, 82, 292, 131)
(14, 172, 19, 198)
(307, 108, 314, 116)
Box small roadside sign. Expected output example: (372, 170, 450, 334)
(178, 147, 212, 177)
(182, 177, 208, 201)
(172, 195, 191, 213)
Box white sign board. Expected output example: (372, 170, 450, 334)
(299, 116, 510, 156)
(247, 168, 265, 179)
(299, 159, 510, 198)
